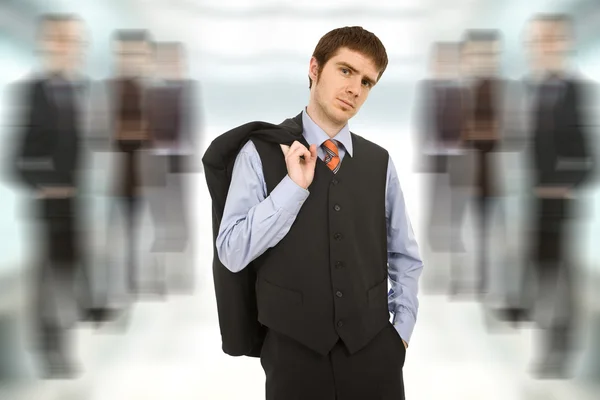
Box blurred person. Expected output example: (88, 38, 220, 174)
(454, 30, 509, 298)
(10, 13, 90, 378)
(413, 42, 466, 295)
(499, 14, 595, 378)
(103, 30, 153, 301)
(204, 26, 423, 400)
(145, 42, 199, 295)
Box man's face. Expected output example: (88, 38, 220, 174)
(156, 46, 183, 80)
(42, 19, 84, 74)
(116, 40, 151, 78)
(309, 47, 379, 126)
(434, 47, 459, 80)
(528, 20, 569, 71)
(464, 40, 499, 78)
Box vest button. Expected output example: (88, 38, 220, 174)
(334, 204, 341, 212)
(335, 261, 344, 269)
(331, 179, 339, 185)
(337, 320, 344, 328)
(334, 233, 343, 241)
(336, 291, 343, 298)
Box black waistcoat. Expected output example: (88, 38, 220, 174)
(251, 131, 389, 355)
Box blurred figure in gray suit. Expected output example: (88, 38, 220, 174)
(145, 42, 199, 295)
(414, 42, 466, 295)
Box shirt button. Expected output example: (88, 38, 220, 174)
(337, 320, 344, 328)
(334, 204, 341, 212)
(334, 233, 343, 241)
(336, 291, 343, 298)
(335, 261, 344, 269)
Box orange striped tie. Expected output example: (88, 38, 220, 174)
(322, 139, 340, 173)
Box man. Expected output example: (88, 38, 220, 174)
(146, 42, 198, 295)
(502, 14, 594, 378)
(11, 14, 89, 377)
(414, 42, 466, 295)
(212, 26, 422, 399)
(455, 30, 508, 298)
(99, 30, 153, 302)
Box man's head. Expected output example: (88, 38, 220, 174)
(38, 14, 85, 76)
(112, 30, 152, 78)
(526, 14, 572, 74)
(307, 26, 388, 127)
(153, 42, 186, 81)
(430, 42, 460, 80)
(461, 30, 501, 78)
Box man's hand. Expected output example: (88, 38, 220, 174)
(38, 186, 75, 199)
(280, 141, 318, 190)
(402, 339, 408, 349)
(535, 186, 572, 199)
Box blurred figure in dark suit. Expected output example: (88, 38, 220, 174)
(414, 42, 466, 295)
(500, 14, 595, 379)
(145, 42, 199, 295)
(10, 14, 90, 378)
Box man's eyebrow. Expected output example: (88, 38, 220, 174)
(336, 61, 377, 85)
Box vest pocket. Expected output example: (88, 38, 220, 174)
(367, 278, 388, 306)
(257, 278, 303, 306)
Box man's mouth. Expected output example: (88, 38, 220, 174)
(337, 98, 354, 109)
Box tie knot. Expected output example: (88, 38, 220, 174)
(322, 139, 339, 157)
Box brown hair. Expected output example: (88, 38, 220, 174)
(309, 26, 388, 88)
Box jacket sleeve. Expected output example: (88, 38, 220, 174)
(11, 82, 61, 190)
(555, 81, 595, 188)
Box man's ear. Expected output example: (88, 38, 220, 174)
(308, 56, 320, 82)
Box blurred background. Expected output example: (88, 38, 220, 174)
(1, 0, 600, 399)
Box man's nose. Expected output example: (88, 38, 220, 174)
(346, 79, 361, 97)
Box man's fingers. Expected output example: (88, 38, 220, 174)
(309, 144, 318, 162)
(282, 141, 317, 167)
(281, 141, 303, 156)
(287, 146, 308, 163)
(289, 140, 304, 151)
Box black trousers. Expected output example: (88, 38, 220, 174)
(519, 198, 576, 358)
(474, 194, 495, 294)
(34, 197, 89, 356)
(260, 323, 406, 400)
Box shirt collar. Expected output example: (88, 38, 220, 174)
(301, 108, 353, 157)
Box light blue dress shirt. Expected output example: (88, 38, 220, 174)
(217, 108, 423, 344)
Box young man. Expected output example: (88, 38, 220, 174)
(211, 26, 423, 400)
(12, 14, 90, 378)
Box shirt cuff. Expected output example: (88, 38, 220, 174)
(392, 307, 416, 345)
(269, 175, 310, 216)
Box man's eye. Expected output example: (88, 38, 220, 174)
(341, 68, 349, 74)
(362, 80, 371, 87)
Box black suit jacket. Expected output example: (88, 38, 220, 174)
(531, 78, 594, 189)
(202, 113, 305, 357)
(11, 77, 85, 190)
